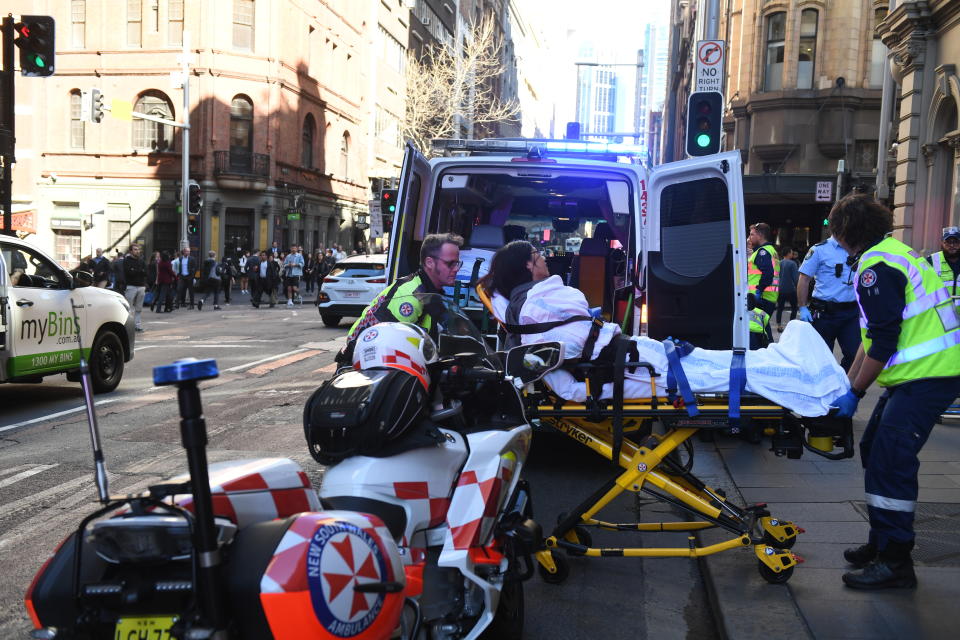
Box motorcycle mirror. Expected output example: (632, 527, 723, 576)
(505, 342, 564, 385)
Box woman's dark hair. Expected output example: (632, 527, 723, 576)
(828, 194, 893, 250)
(160, 250, 170, 261)
(486, 240, 536, 298)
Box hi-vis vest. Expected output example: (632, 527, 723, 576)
(748, 243, 780, 303)
(930, 251, 960, 306)
(857, 237, 960, 387)
(749, 308, 770, 334)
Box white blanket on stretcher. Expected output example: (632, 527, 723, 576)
(543, 321, 850, 417)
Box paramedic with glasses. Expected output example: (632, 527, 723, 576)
(926, 226, 960, 307)
(828, 194, 960, 590)
(337, 233, 463, 365)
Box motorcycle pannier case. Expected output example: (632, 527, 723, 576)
(304, 368, 427, 464)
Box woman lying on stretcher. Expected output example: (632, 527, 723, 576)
(481, 241, 850, 416)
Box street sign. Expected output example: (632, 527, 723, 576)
(355, 222, 370, 230)
(815, 181, 833, 202)
(286, 211, 301, 221)
(368, 199, 383, 238)
(695, 40, 725, 94)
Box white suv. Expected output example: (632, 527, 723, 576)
(316, 254, 388, 327)
(1, 236, 135, 392)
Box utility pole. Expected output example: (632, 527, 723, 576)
(705, 0, 720, 40)
(179, 31, 191, 250)
(1, 15, 15, 236)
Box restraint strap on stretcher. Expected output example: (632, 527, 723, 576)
(611, 336, 628, 463)
(663, 339, 699, 417)
(728, 348, 747, 431)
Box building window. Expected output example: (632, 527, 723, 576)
(233, 0, 254, 51)
(70, 90, 85, 149)
(379, 25, 405, 73)
(169, 0, 184, 46)
(854, 140, 879, 173)
(132, 91, 174, 151)
(71, 0, 86, 49)
(108, 219, 132, 253)
(797, 9, 818, 89)
(340, 132, 350, 179)
(230, 95, 254, 154)
(54, 230, 82, 270)
(763, 12, 785, 91)
(375, 105, 400, 146)
(869, 7, 888, 87)
(127, 0, 142, 47)
(302, 114, 315, 168)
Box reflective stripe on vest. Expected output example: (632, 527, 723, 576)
(747, 244, 780, 303)
(857, 237, 960, 386)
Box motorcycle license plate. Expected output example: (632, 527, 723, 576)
(114, 615, 178, 639)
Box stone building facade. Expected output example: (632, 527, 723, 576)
(878, 0, 960, 252)
(9, 0, 410, 266)
(663, 0, 890, 252)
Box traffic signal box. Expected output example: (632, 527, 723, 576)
(685, 91, 722, 157)
(380, 188, 398, 232)
(14, 16, 55, 77)
(187, 180, 203, 215)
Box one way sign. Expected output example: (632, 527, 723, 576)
(695, 40, 725, 94)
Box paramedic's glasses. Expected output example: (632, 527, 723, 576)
(433, 257, 463, 269)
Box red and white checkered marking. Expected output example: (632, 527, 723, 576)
(444, 456, 516, 550)
(383, 351, 426, 376)
(393, 481, 451, 528)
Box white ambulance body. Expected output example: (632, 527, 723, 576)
(387, 139, 750, 350)
(0, 236, 135, 393)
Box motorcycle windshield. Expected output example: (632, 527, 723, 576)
(390, 292, 485, 342)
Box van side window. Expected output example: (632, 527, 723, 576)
(659, 177, 729, 278)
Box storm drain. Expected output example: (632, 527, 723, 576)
(853, 502, 960, 566)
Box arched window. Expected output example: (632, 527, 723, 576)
(132, 91, 174, 151)
(69, 89, 84, 149)
(797, 9, 818, 89)
(302, 114, 316, 168)
(230, 95, 254, 159)
(869, 6, 889, 87)
(763, 12, 786, 91)
(340, 132, 350, 179)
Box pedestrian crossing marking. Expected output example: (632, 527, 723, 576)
(247, 350, 321, 376)
(0, 464, 59, 490)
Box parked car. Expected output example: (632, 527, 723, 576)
(316, 254, 388, 327)
(1, 235, 135, 392)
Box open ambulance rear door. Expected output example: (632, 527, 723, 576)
(387, 143, 432, 285)
(644, 151, 749, 350)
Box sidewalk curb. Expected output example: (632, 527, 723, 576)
(693, 439, 814, 640)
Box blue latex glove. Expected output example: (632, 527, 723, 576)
(830, 390, 860, 418)
(798, 306, 813, 322)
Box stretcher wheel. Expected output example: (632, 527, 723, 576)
(758, 560, 794, 584)
(570, 526, 593, 549)
(538, 551, 570, 585)
(763, 530, 797, 550)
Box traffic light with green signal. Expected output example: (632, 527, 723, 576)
(685, 91, 722, 157)
(14, 16, 56, 77)
(187, 215, 199, 236)
(380, 188, 398, 215)
(187, 180, 203, 215)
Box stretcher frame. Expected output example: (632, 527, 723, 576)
(472, 283, 845, 584)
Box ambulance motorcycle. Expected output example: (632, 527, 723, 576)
(25, 294, 552, 640)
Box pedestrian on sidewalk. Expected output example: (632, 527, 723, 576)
(827, 194, 960, 590)
(797, 234, 861, 370)
(172, 247, 198, 309)
(246, 251, 262, 308)
(155, 251, 176, 312)
(775, 248, 799, 330)
(198, 250, 221, 310)
(220, 254, 236, 305)
(239, 250, 250, 294)
(121, 243, 147, 331)
(283, 245, 304, 306)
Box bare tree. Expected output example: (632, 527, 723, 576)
(403, 16, 520, 155)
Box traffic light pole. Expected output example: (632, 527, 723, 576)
(179, 31, 190, 251)
(1, 15, 15, 237)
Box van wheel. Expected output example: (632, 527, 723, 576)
(321, 314, 342, 327)
(90, 331, 124, 393)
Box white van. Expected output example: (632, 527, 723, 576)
(0, 236, 135, 392)
(387, 139, 750, 350)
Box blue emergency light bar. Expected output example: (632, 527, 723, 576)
(432, 138, 648, 159)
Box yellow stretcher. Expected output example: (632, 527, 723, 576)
(475, 283, 854, 585)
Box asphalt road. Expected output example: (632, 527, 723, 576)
(0, 299, 717, 639)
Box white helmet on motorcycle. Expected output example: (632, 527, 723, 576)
(352, 322, 438, 390)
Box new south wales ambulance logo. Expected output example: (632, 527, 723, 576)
(860, 269, 877, 288)
(307, 522, 388, 637)
(362, 328, 379, 342)
(398, 302, 415, 317)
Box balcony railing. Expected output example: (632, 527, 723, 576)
(214, 149, 270, 178)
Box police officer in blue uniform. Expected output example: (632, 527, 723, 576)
(797, 234, 860, 370)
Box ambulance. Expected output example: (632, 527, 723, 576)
(0, 235, 135, 393)
(387, 138, 750, 350)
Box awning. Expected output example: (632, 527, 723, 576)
(742, 174, 839, 206)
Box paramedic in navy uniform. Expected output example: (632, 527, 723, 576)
(827, 194, 960, 590)
(797, 233, 860, 370)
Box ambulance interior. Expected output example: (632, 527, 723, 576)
(419, 169, 637, 324)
